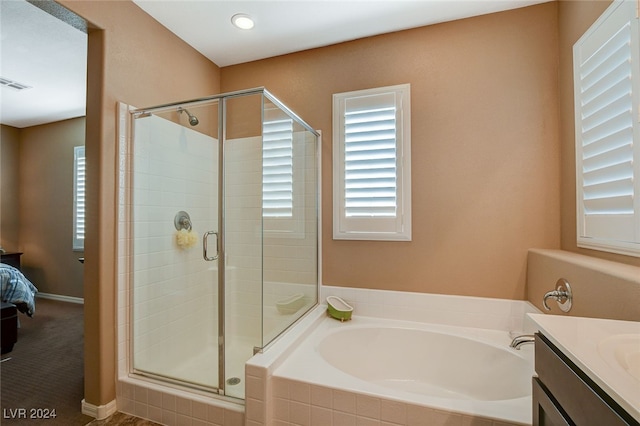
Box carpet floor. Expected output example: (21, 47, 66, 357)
(1, 298, 94, 425)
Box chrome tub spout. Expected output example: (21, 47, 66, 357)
(510, 334, 535, 350)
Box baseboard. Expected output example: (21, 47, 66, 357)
(81, 398, 117, 420)
(37, 292, 84, 304)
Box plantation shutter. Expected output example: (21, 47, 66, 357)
(263, 117, 293, 217)
(574, 0, 640, 256)
(344, 93, 398, 218)
(333, 84, 411, 241)
(73, 146, 86, 250)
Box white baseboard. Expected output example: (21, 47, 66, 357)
(81, 398, 117, 420)
(37, 292, 84, 304)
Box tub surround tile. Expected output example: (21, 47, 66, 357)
(246, 374, 265, 400)
(311, 385, 333, 408)
(333, 410, 357, 425)
(290, 381, 311, 404)
(246, 398, 265, 423)
(380, 400, 407, 424)
(311, 406, 333, 425)
(274, 396, 290, 421)
(356, 418, 381, 426)
(459, 415, 492, 426)
(290, 400, 311, 425)
(333, 389, 357, 414)
(273, 377, 290, 399)
(266, 375, 526, 426)
(356, 394, 381, 419)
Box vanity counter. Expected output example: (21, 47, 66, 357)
(529, 313, 640, 423)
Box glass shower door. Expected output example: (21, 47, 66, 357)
(130, 103, 221, 391)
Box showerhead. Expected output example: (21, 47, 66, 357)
(178, 107, 199, 126)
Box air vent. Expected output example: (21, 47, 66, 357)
(0, 77, 32, 91)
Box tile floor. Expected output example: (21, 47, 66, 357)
(86, 412, 161, 426)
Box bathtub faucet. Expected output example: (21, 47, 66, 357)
(509, 334, 535, 350)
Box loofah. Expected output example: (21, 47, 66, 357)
(175, 229, 198, 249)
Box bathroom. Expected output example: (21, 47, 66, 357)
(40, 0, 640, 425)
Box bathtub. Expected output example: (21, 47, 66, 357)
(272, 312, 535, 425)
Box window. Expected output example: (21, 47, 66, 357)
(73, 146, 85, 250)
(574, 0, 640, 256)
(333, 84, 411, 241)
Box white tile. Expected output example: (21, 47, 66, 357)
(333, 411, 357, 426)
(380, 400, 406, 424)
(290, 400, 311, 426)
(333, 390, 357, 414)
(356, 395, 380, 419)
(290, 381, 311, 404)
(311, 385, 333, 409)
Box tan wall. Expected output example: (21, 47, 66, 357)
(17, 118, 85, 297)
(222, 3, 562, 301)
(1, 125, 21, 250)
(527, 249, 640, 321)
(57, 0, 221, 408)
(558, 0, 640, 268)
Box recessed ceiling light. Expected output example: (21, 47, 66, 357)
(231, 13, 254, 30)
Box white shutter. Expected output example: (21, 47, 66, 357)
(344, 94, 397, 218)
(73, 146, 86, 250)
(333, 84, 411, 241)
(263, 117, 293, 217)
(574, 0, 640, 256)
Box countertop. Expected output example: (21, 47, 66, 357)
(529, 313, 640, 422)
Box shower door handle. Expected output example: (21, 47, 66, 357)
(203, 231, 219, 261)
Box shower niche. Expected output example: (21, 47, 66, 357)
(121, 88, 319, 400)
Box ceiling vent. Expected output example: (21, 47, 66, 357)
(0, 77, 32, 91)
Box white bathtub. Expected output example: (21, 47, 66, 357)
(273, 313, 535, 425)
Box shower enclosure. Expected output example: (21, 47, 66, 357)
(126, 88, 319, 400)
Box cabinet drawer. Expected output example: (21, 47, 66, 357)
(535, 333, 637, 426)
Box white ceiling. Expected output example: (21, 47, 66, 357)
(0, 0, 87, 128)
(0, 0, 551, 129)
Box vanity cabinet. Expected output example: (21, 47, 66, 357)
(533, 333, 639, 426)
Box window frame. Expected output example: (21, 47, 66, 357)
(332, 84, 412, 241)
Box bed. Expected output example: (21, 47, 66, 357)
(0, 263, 38, 317)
